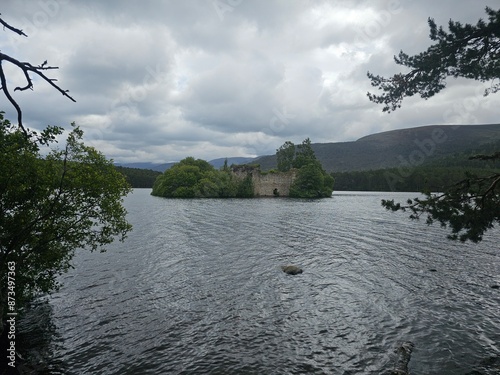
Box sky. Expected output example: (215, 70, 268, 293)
(0, 0, 498, 163)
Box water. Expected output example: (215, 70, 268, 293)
(19, 190, 500, 374)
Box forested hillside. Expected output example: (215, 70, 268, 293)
(256, 124, 500, 172)
(115, 166, 162, 188)
(333, 166, 500, 192)
(332, 138, 500, 191)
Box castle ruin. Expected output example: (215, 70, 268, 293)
(231, 165, 297, 197)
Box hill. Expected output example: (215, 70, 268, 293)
(115, 162, 175, 172)
(117, 157, 257, 173)
(208, 157, 256, 169)
(255, 124, 500, 172)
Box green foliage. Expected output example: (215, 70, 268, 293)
(276, 141, 295, 172)
(323, 174, 335, 195)
(367, 7, 500, 112)
(382, 168, 500, 242)
(115, 166, 161, 188)
(220, 173, 239, 197)
(0, 113, 132, 315)
(289, 160, 334, 198)
(367, 7, 500, 242)
(276, 138, 333, 198)
(294, 138, 317, 169)
(333, 166, 500, 192)
(222, 158, 229, 172)
(236, 175, 254, 198)
(151, 157, 253, 198)
(276, 138, 322, 172)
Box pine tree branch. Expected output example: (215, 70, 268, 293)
(482, 174, 500, 200)
(367, 7, 500, 111)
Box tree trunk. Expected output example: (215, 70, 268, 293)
(390, 342, 414, 375)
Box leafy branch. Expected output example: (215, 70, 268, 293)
(368, 6, 500, 243)
(382, 154, 500, 242)
(367, 6, 500, 112)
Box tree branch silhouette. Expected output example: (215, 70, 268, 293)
(369, 7, 500, 242)
(0, 15, 75, 135)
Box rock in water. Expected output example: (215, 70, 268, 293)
(281, 265, 303, 275)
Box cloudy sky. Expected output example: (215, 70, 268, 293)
(0, 0, 498, 163)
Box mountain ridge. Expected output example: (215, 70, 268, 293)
(117, 124, 500, 173)
(256, 123, 500, 172)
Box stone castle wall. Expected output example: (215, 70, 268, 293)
(231, 166, 297, 197)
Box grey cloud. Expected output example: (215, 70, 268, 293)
(0, 0, 496, 163)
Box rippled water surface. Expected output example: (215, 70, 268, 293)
(20, 190, 500, 374)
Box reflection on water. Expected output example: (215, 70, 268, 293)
(19, 190, 500, 374)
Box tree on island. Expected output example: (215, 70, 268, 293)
(0, 15, 132, 334)
(151, 156, 252, 198)
(276, 141, 295, 172)
(276, 138, 334, 198)
(367, 7, 500, 242)
(294, 137, 317, 169)
(153, 138, 334, 199)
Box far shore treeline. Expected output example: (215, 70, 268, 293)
(114, 166, 162, 188)
(117, 163, 500, 193)
(117, 137, 500, 193)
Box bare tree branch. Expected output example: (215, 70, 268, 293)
(0, 62, 26, 135)
(0, 53, 75, 101)
(0, 13, 27, 37)
(0, 16, 75, 134)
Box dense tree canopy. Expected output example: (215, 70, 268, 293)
(276, 138, 318, 171)
(333, 166, 499, 193)
(151, 157, 252, 198)
(294, 138, 317, 169)
(368, 7, 500, 242)
(289, 160, 334, 198)
(115, 166, 161, 188)
(275, 138, 334, 198)
(276, 141, 295, 172)
(0, 114, 132, 317)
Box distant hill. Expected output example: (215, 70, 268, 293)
(117, 157, 257, 173)
(255, 124, 500, 172)
(115, 162, 175, 172)
(117, 124, 500, 176)
(208, 157, 256, 169)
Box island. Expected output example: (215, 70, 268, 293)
(151, 138, 334, 198)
